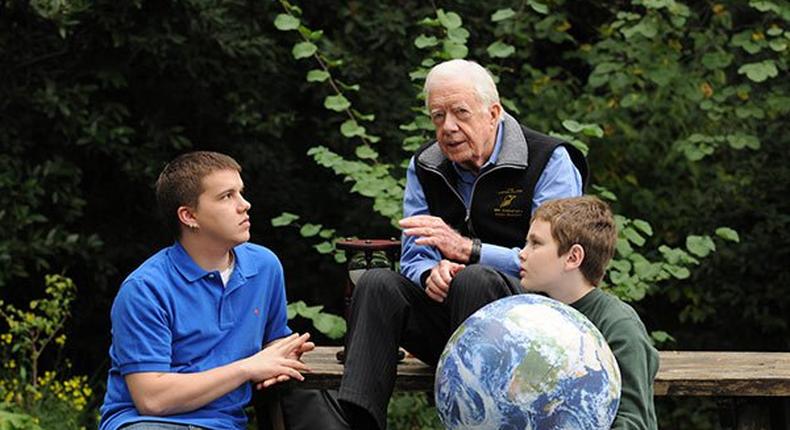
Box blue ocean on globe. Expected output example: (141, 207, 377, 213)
(435, 294, 621, 430)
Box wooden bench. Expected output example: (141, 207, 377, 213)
(255, 347, 790, 429)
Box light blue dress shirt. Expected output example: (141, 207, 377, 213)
(400, 121, 583, 285)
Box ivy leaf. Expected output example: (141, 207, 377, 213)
(634, 260, 661, 279)
(447, 27, 470, 43)
(338, 81, 360, 92)
(622, 18, 658, 39)
(437, 10, 462, 29)
(487, 40, 515, 58)
(623, 227, 646, 246)
(312, 313, 347, 339)
(665, 265, 691, 279)
(340, 119, 366, 138)
(491, 8, 516, 22)
(324, 94, 351, 111)
(726, 134, 760, 150)
(616, 237, 634, 257)
(686, 235, 716, 257)
(274, 14, 300, 31)
(562, 119, 584, 132)
(306, 69, 330, 82)
(749, 1, 781, 13)
(592, 185, 618, 201)
(715, 227, 740, 242)
(334, 252, 347, 264)
(409, 69, 428, 81)
(319, 228, 335, 239)
(650, 330, 676, 345)
(354, 111, 375, 121)
(528, 0, 549, 14)
(500, 97, 521, 114)
(632, 219, 654, 236)
(314, 241, 334, 254)
(309, 30, 324, 41)
(769, 39, 787, 52)
(292, 41, 317, 59)
(737, 60, 779, 82)
(300, 223, 322, 237)
(271, 212, 299, 227)
(562, 120, 603, 137)
(298, 303, 324, 319)
(701, 51, 734, 70)
(609, 259, 632, 273)
(414, 34, 439, 49)
(443, 40, 468, 58)
(355, 145, 379, 160)
(286, 300, 306, 319)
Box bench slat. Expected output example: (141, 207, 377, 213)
(299, 347, 790, 396)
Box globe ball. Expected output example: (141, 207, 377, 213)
(435, 294, 621, 429)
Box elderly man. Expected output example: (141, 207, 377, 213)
(336, 60, 588, 429)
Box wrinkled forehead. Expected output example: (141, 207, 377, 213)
(428, 75, 480, 98)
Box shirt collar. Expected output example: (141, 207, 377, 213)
(169, 241, 258, 283)
(452, 119, 504, 179)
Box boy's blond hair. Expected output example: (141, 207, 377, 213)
(531, 196, 617, 286)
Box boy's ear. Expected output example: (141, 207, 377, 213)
(177, 205, 198, 230)
(564, 244, 585, 270)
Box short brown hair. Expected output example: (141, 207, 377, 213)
(155, 151, 241, 238)
(531, 196, 617, 286)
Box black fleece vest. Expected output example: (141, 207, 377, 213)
(414, 123, 588, 250)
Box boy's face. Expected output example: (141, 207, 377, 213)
(518, 219, 566, 293)
(190, 169, 251, 247)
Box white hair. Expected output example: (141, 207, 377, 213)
(423, 59, 500, 109)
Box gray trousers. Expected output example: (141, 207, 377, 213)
(337, 265, 522, 430)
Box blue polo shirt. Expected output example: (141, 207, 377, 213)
(99, 242, 292, 430)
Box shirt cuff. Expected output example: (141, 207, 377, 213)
(403, 260, 437, 287)
(120, 361, 172, 375)
(479, 244, 521, 278)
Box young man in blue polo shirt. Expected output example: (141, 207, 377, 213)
(100, 151, 313, 430)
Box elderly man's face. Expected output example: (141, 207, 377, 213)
(428, 79, 501, 172)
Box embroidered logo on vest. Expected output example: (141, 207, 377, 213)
(494, 187, 525, 218)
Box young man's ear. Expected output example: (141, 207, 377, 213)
(177, 206, 198, 231)
(564, 244, 585, 270)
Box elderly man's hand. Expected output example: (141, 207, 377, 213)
(425, 259, 465, 303)
(400, 215, 473, 262)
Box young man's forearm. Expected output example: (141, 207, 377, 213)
(125, 358, 254, 416)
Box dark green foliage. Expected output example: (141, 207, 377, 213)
(0, 0, 787, 427)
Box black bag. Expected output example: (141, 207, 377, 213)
(254, 385, 350, 430)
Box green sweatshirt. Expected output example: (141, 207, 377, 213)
(570, 288, 659, 430)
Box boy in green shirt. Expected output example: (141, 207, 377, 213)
(518, 196, 659, 429)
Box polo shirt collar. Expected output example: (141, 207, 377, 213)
(231, 243, 259, 279)
(170, 241, 259, 283)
